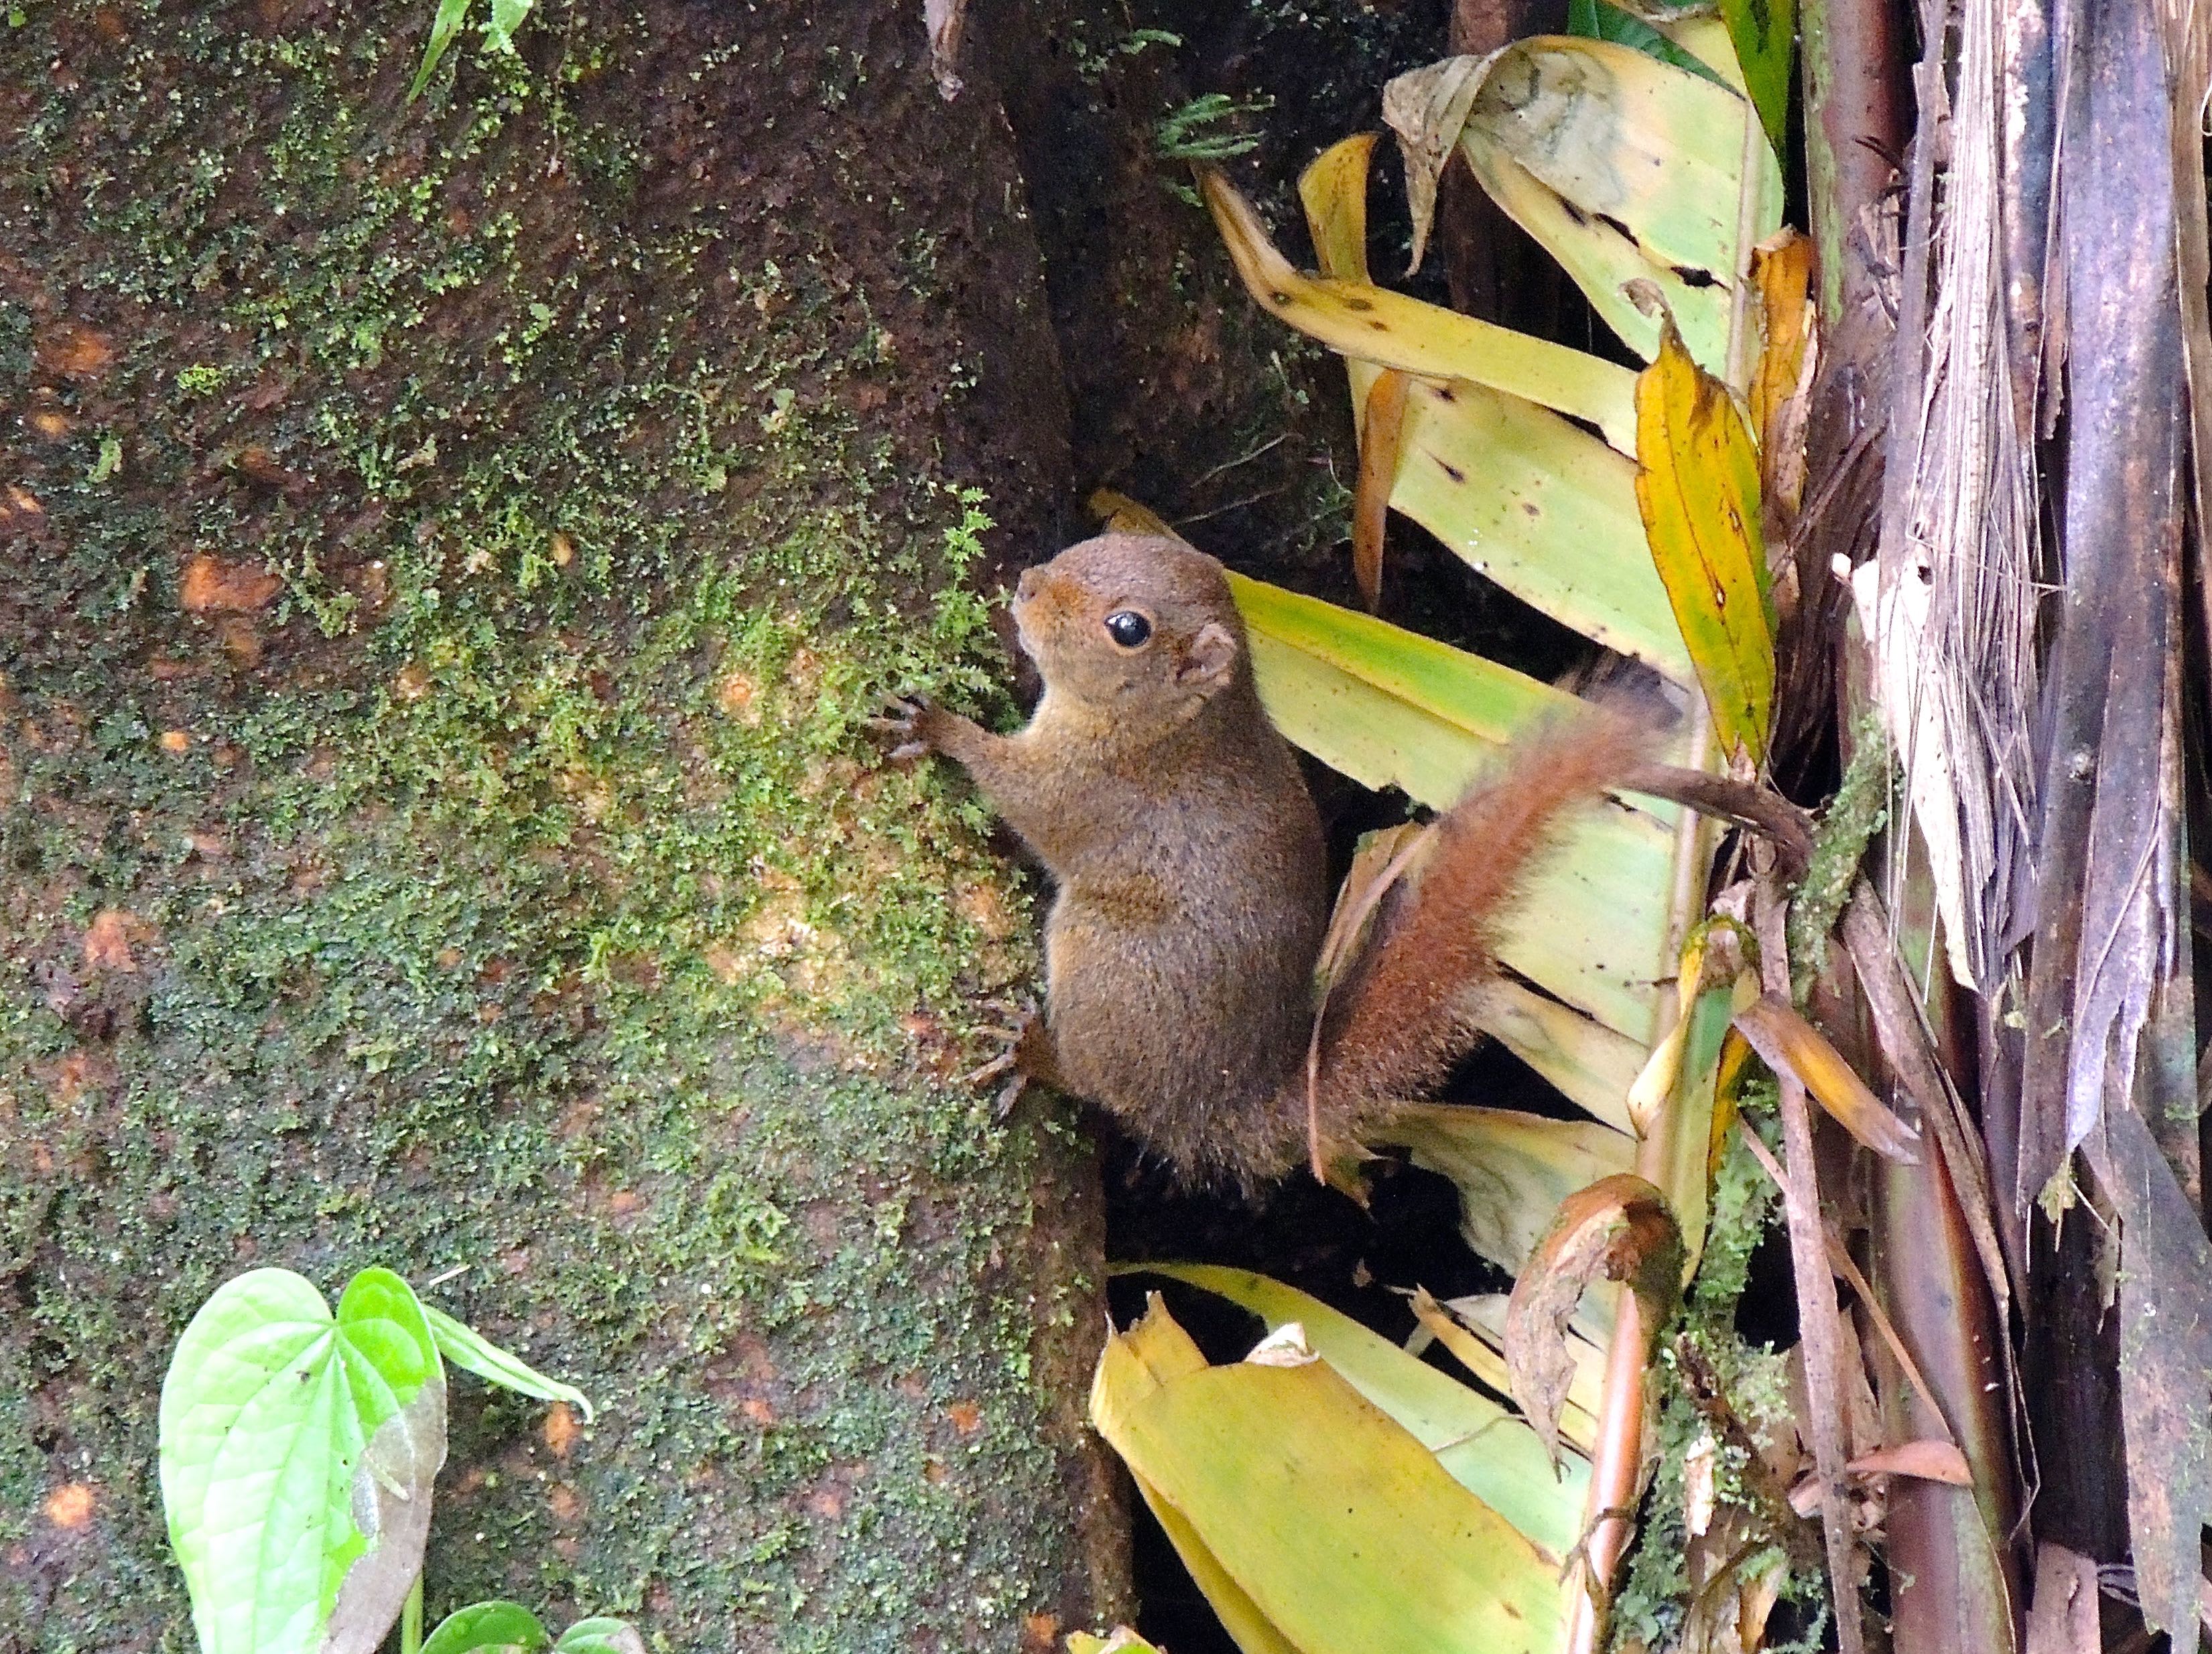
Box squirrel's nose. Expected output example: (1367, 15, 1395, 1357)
(1015, 567, 1043, 602)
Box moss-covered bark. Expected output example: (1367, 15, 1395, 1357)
(0, 2, 1125, 1647)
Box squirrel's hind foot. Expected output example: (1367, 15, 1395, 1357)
(962, 1004, 1061, 1120)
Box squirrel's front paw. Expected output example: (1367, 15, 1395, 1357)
(868, 694, 941, 764)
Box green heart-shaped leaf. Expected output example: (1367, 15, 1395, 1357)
(421, 1600, 552, 1654)
(158, 1267, 448, 1654)
(552, 1618, 647, 1654)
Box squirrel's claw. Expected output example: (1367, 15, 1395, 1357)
(963, 1004, 1053, 1120)
(962, 1046, 1033, 1121)
(868, 694, 935, 764)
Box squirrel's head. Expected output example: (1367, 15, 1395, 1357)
(1011, 533, 1248, 717)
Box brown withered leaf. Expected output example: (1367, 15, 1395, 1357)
(1748, 229, 1815, 521)
(1679, 1509, 1788, 1654)
(180, 554, 282, 614)
(1504, 1172, 1682, 1468)
(2083, 1103, 2212, 1643)
(1786, 1439, 1973, 1517)
(1733, 993, 1920, 1162)
(2022, 1542, 2099, 1654)
(1847, 1438, 1973, 1486)
(1304, 820, 1430, 1182)
(234, 445, 307, 495)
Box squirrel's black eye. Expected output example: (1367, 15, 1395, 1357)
(1103, 610, 1153, 649)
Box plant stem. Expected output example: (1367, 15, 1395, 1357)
(401, 1573, 424, 1654)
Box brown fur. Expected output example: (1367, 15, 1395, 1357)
(889, 531, 1638, 1192)
(1314, 711, 1648, 1146)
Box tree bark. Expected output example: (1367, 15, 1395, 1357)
(0, 3, 1126, 1649)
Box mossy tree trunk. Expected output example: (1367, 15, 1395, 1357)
(0, 3, 1126, 1649)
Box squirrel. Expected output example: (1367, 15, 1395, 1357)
(878, 531, 1649, 1192)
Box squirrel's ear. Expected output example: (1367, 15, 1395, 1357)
(1179, 620, 1238, 687)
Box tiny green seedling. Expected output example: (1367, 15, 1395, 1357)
(158, 1265, 604, 1654)
(409, 0, 535, 100)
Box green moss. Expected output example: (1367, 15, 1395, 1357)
(1607, 1091, 1827, 1651)
(0, 3, 1108, 1649)
(1787, 713, 1892, 1001)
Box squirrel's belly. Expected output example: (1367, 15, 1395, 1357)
(1041, 892, 1313, 1156)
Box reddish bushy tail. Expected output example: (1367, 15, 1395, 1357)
(1316, 707, 1649, 1119)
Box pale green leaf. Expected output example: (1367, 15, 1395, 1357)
(1203, 166, 1638, 450)
(1653, 14, 1750, 90)
(409, 0, 474, 99)
(1092, 1298, 1568, 1654)
(1068, 1635, 1168, 1654)
(1390, 40, 1783, 371)
(1229, 572, 1675, 1039)
(1297, 138, 1695, 682)
(1380, 1105, 1637, 1274)
(485, 0, 533, 52)
(1566, 0, 1727, 86)
(1091, 1306, 1299, 1654)
(1363, 369, 1696, 682)
(1659, 967, 1740, 1270)
(1427, 1291, 1612, 1449)
(1717, 0, 1793, 150)
(421, 1604, 642, 1654)
(552, 1618, 647, 1654)
(1482, 978, 1647, 1132)
(424, 1302, 594, 1422)
(1126, 1263, 1590, 1560)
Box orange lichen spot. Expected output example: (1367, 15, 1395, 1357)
(82, 909, 149, 972)
(546, 1483, 584, 1523)
(715, 671, 760, 721)
(44, 1483, 94, 1529)
(180, 554, 281, 614)
(542, 1402, 581, 1458)
(39, 326, 115, 380)
(217, 619, 264, 668)
(946, 1400, 983, 1437)
(954, 880, 1017, 942)
(159, 730, 192, 754)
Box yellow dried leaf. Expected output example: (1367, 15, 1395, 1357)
(1201, 165, 1638, 450)
(1352, 368, 1412, 609)
(1633, 318, 1775, 765)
